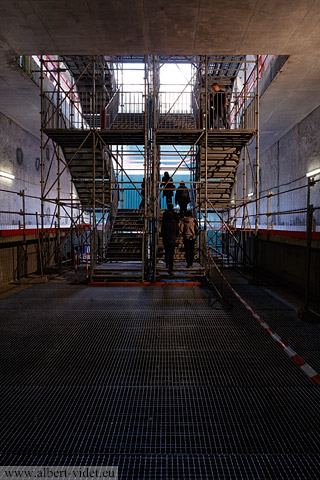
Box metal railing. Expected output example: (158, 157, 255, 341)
(105, 89, 120, 128)
(42, 91, 110, 130)
(229, 91, 257, 130)
(41, 84, 258, 132)
(103, 184, 119, 260)
(105, 90, 145, 129)
(159, 91, 193, 114)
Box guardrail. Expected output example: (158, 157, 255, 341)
(41, 85, 258, 132)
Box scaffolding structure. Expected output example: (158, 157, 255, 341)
(1, 52, 320, 321)
(35, 54, 262, 281)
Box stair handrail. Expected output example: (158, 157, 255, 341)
(104, 178, 119, 258)
(105, 87, 121, 129)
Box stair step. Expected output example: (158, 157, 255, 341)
(106, 254, 142, 260)
(107, 253, 142, 256)
(109, 237, 143, 242)
(105, 209, 144, 264)
(113, 223, 144, 227)
(92, 273, 142, 279)
(108, 243, 143, 248)
(93, 269, 142, 275)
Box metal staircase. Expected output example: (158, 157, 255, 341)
(61, 55, 115, 118)
(106, 209, 144, 261)
(92, 209, 144, 282)
(63, 146, 112, 208)
(197, 145, 241, 208)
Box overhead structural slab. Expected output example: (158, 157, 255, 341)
(0, 0, 320, 55)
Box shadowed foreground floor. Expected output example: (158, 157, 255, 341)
(0, 274, 319, 479)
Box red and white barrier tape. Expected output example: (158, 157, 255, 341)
(209, 254, 320, 388)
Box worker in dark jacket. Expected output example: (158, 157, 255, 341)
(139, 177, 145, 209)
(161, 203, 179, 275)
(179, 210, 198, 267)
(175, 181, 190, 218)
(209, 83, 229, 129)
(161, 171, 175, 208)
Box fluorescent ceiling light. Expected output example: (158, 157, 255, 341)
(248, 192, 253, 197)
(0, 171, 15, 179)
(306, 168, 320, 178)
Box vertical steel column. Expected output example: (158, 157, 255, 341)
(39, 56, 46, 272)
(242, 148, 247, 229)
(120, 144, 124, 208)
(90, 56, 97, 280)
(242, 58, 247, 230)
(56, 146, 61, 267)
(102, 144, 106, 261)
(233, 176, 237, 264)
(120, 63, 124, 209)
(255, 55, 260, 234)
(227, 209, 230, 265)
(152, 55, 158, 282)
(142, 55, 148, 282)
(204, 56, 208, 273)
(70, 181, 74, 268)
(267, 192, 271, 230)
(40, 56, 45, 232)
(20, 189, 26, 243)
(304, 177, 314, 312)
(36, 211, 43, 276)
(56, 60, 61, 267)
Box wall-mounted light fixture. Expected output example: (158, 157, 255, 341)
(306, 168, 320, 178)
(248, 192, 253, 197)
(0, 171, 15, 180)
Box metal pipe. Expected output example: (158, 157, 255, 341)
(142, 55, 148, 282)
(304, 176, 314, 312)
(267, 191, 274, 230)
(90, 55, 97, 280)
(40, 56, 45, 232)
(242, 58, 248, 230)
(102, 144, 106, 262)
(36, 212, 43, 276)
(204, 55, 208, 273)
(255, 55, 260, 234)
(152, 55, 158, 282)
(19, 189, 26, 243)
(57, 61, 62, 266)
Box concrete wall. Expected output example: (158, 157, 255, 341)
(227, 231, 320, 299)
(228, 105, 320, 301)
(0, 232, 73, 293)
(256, 234, 320, 298)
(235, 103, 320, 230)
(0, 110, 74, 229)
(0, 109, 79, 290)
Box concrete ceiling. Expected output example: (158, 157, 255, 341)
(0, 0, 320, 150)
(0, 0, 320, 55)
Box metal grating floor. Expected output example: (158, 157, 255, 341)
(0, 279, 320, 479)
(224, 270, 320, 373)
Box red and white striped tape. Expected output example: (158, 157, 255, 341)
(209, 254, 320, 388)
